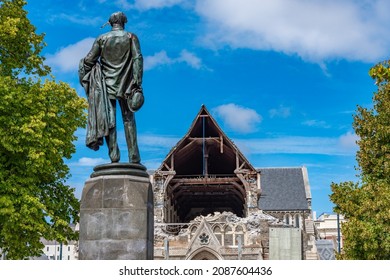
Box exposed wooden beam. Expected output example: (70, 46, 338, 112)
(188, 137, 220, 141)
(178, 138, 197, 152)
(220, 135, 223, 153)
(170, 176, 241, 186)
(172, 187, 245, 202)
(177, 195, 243, 209)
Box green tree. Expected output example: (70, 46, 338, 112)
(330, 60, 390, 260)
(0, 0, 87, 259)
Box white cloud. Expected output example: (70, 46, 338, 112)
(115, 0, 133, 10)
(178, 50, 202, 69)
(235, 133, 358, 156)
(213, 103, 262, 133)
(144, 51, 173, 70)
(115, 0, 184, 10)
(74, 157, 107, 166)
(46, 38, 95, 73)
(269, 105, 291, 118)
(195, 0, 390, 63)
(144, 50, 205, 71)
(50, 13, 103, 26)
(132, 0, 184, 10)
(302, 119, 331, 129)
(138, 134, 179, 149)
(339, 131, 359, 150)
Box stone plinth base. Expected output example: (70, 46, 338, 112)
(79, 163, 154, 260)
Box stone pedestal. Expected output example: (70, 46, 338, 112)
(79, 163, 154, 260)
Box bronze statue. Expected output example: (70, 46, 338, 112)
(79, 11, 144, 164)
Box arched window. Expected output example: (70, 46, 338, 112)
(190, 226, 198, 237)
(224, 225, 233, 246)
(284, 214, 291, 225)
(213, 226, 223, 245)
(295, 214, 301, 228)
(235, 225, 244, 246)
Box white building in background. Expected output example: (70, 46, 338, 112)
(314, 213, 345, 251)
(39, 223, 79, 260)
(41, 239, 78, 260)
(0, 239, 78, 260)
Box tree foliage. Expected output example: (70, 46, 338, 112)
(0, 0, 87, 259)
(330, 60, 390, 260)
(0, 0, 49, 77)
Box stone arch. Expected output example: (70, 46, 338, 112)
(187, 247, 223, 260)
(235, 225, 245, 246)
(284, 213, 292, 225)
(188, 225, 198, 242)
(213, 225, 223, 245)
(224, 225, 234, 246)
(294, 214, 301, 228)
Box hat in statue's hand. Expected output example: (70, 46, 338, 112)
(127, 88, 144, 112)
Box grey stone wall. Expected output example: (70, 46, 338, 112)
(269, 227, 302, 260)
(79, 171, 153, 260)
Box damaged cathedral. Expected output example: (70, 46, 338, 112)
(151, 105, 319, 260)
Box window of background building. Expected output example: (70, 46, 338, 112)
(295, 214, 300, 228)
(284, 214, 291, 225)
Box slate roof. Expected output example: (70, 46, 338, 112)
(257, 167, 311, 211)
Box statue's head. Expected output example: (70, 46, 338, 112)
(108, 11, 128, 27)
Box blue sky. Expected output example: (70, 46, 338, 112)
(25, 0, 390, 215)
